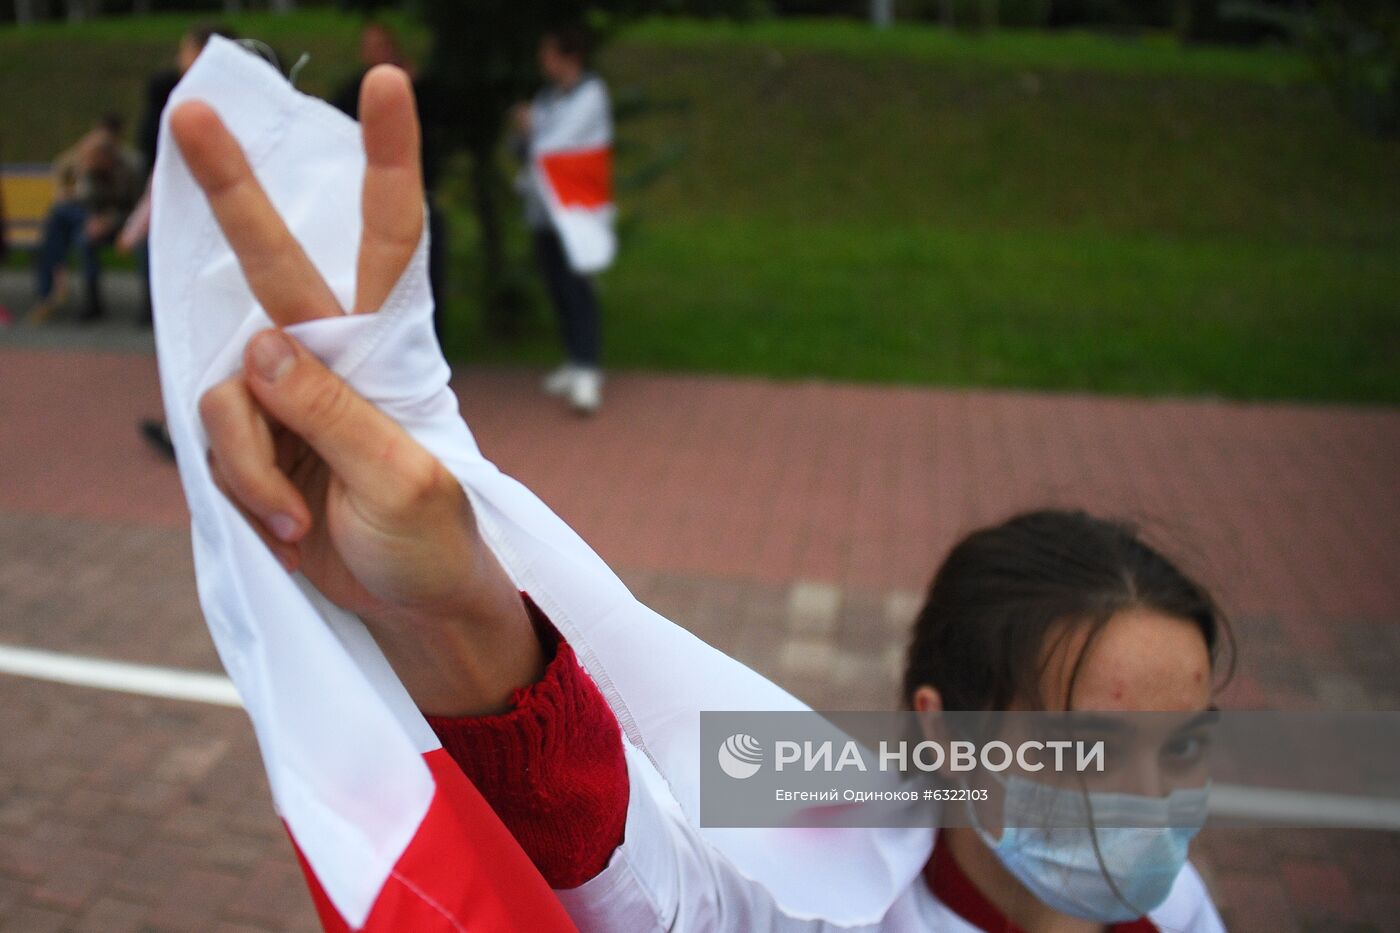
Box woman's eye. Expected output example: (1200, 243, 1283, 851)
(1162, 734, 1208, 765)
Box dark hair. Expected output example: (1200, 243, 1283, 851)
(901, 510, 1233, 711)
(98, 112, 125, 136)
(542, 23, 593, 66)
(185, 21, 238, 50)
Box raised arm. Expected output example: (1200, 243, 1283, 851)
(176, 67, 542, 716)
(176, 65, 895, 931)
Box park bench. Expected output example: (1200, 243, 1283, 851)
(1, 163, 55, 253)
(0, 163, 55, 323)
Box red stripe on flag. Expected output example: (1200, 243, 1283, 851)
(291, 749, 577, 932)
(541, 148, 612, 209)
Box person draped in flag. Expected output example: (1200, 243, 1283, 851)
(513, 24, 615, 415)
(164, 47, 1230, 933)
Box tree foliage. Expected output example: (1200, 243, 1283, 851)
(1225, 1, 1400, 137)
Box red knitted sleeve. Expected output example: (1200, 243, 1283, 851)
(425, 596, 629, 890)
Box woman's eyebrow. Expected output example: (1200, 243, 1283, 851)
(1050, 712, 1130, 734)
(1171, 709, 1221, 734)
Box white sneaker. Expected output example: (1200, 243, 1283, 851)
(570, 368, 602, 414)
(542, 364, 577, 397)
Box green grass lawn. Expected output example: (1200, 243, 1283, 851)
(3, 13, 1397, 404)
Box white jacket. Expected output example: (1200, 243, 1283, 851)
(555, 745, 1227, 932)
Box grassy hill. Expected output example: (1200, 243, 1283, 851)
(3, 13, 1396, 403)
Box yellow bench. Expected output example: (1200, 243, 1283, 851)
(1, 164, 56, 252)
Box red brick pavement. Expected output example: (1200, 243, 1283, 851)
(2, 344, 1399, 932)
(3, 346, 1398, 628)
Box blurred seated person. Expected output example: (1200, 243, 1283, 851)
(30, 115, 141, 323)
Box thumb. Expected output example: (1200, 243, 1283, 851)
(243, 328, 434, 500)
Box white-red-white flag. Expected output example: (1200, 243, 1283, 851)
(151, 39, 576, 932)
(530, 76, 616, 274)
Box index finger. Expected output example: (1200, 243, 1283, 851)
(170, 100, 342, 326)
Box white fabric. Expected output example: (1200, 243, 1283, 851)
(151, 39, 438, 928)
(151, 37, 924, 931)
(528, 75, 616, 273)
(560, 747, 1227, 932)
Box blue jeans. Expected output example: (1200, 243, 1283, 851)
(533, 228, 601, 366)
(34, 200, 103, 302)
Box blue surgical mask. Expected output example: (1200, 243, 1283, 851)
(971, 774, 1208, 923)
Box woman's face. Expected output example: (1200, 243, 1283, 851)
(1046, 606, 1212, 713)
(950, 609, 1216, 924)
(914, 606, 1216, 811)
(538, 38, 579, 85)
(177, 35, 201, 75)
(1035, 607, 1214, 798)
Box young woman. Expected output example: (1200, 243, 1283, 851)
(512, 25, 614, 415)
(175, 64, 1229, 932)
(412, 510, 1230, 932)
(901, 511, 1231, 932)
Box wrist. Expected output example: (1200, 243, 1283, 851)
(362, 582, 545, 718)
(365, 612, 496, 716)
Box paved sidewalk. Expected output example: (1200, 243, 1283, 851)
(1, 340, 1398, 932)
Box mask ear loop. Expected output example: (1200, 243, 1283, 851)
(236, 38, 281, 72)
(288, 53, 312, 89)
(235, 38, 312, 90)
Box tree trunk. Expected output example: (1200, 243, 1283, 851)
(980, 0, 999, 30)
(939, 0, 955, 28)
(468, 143, 512, 336)
(1172, 0, 1196, 42)
(870, 0, 894, 29)
(15, 0, 37, 25)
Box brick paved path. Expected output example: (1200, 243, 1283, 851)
(1, 341, 1397, 932)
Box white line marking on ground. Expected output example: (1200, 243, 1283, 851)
(4, 643, 1399, 831)
(0, 643, 242, 708)
(1209, 783, 1400, 831)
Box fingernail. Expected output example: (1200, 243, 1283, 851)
(267, 512, 299, 542)
(250, 331, 296, 383)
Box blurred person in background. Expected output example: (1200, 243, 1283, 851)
(513, 24, 615, 415)
(126, 22, 239, 327)
(138, 22, 239, 179)
(332, 21, 410, 115)
(128, 23, 237, 462)
(29, 114, 141, 324)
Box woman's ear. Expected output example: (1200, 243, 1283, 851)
(913, 685, 942, 713)
(913, 685, 944, 742)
